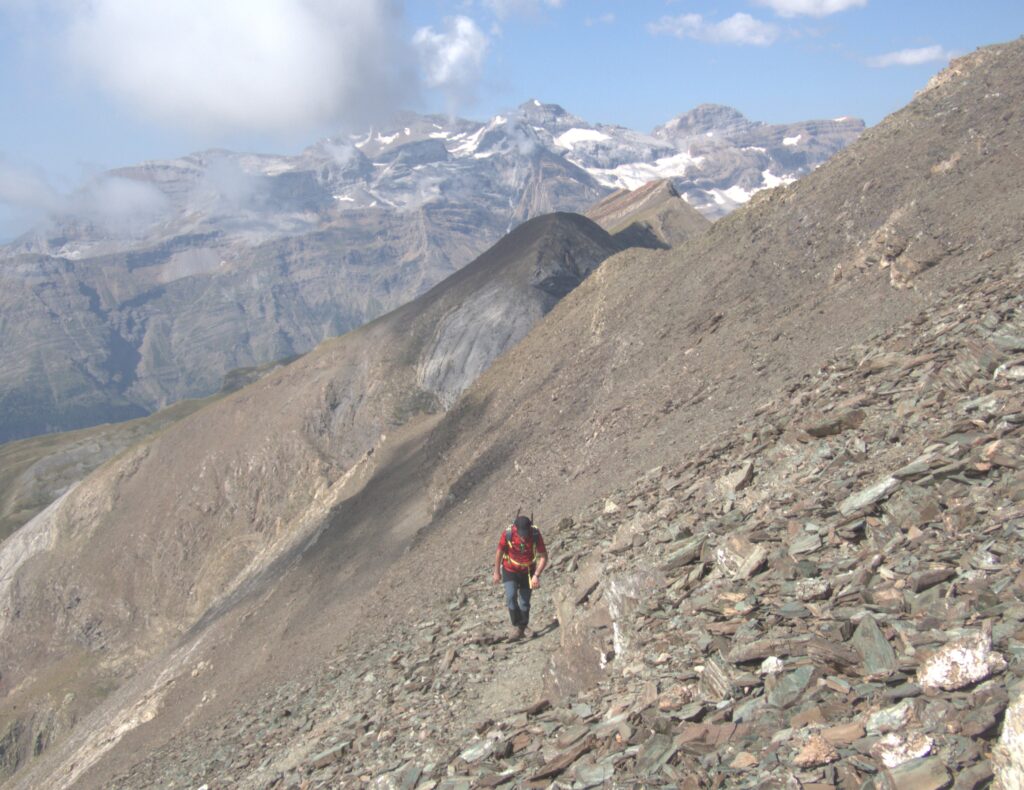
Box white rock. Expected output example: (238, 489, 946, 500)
(760, 656, 785, 675)
(917, 631, 1006, 692)
(459, 735, 500, 763)
(870, 731, 933, 769)
(866, 699, 914, 735)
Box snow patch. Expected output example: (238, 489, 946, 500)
(783, 134, 803, 146)
(429, 132, 450, 139)
(452, 126, 486, 157)
(584, 151, 706, 191)
(710, 185, 755, 206)
(554, 128, 611, 149)
(333, 195, 355, 202)
(376, 131, 400, 146)
(762, 169, 796, 189)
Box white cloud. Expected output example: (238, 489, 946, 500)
(753, 0, 867, 17)
(0, 159, 170, 234)
(195, 156, 261, 214)
(414, 16, 489, 108)
(82, 176, 171, 232)
(45, 0, 417, 135)
(649, 13, 779, 46)
(0, 160, 62, 216)
(483, 0, 563, 19)
(867, 45, 953, 68)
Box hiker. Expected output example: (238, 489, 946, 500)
(493, 514, 548, 640)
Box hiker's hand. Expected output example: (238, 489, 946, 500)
(531, 575, 541, 589)
(492, 570, 500, 584)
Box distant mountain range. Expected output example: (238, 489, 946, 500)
(0, 101, 862, 442)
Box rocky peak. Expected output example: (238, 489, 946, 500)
(585, 179, 709, 249)
(654, 103, 754, 139)
(514, 99, 583, 133)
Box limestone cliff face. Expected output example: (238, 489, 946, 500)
(0, 139, 608, 443)
(0, 204, 571, 443)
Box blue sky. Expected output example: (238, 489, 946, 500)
(1, 0, 1022, 239)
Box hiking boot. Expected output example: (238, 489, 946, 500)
(509, 626, 523, 641)
(521, 626, 533, 639)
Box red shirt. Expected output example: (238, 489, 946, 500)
(499, 525, 546, 574)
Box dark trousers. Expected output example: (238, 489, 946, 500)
(502, 568, 532, 627)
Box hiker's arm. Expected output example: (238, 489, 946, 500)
(532, 553, 547, 586)
(492, 545, 503, 584)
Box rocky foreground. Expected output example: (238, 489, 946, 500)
(105, 253, 1024, 786)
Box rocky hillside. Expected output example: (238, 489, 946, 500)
(0, 102, 860, 443)
(2, 37, 1019, 790)
(100, 231, 1024, 790)
(0, 357, 293, 542)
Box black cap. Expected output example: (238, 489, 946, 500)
(514, 515, 533, 530)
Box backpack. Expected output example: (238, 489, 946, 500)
(503, 523, 538, 572)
